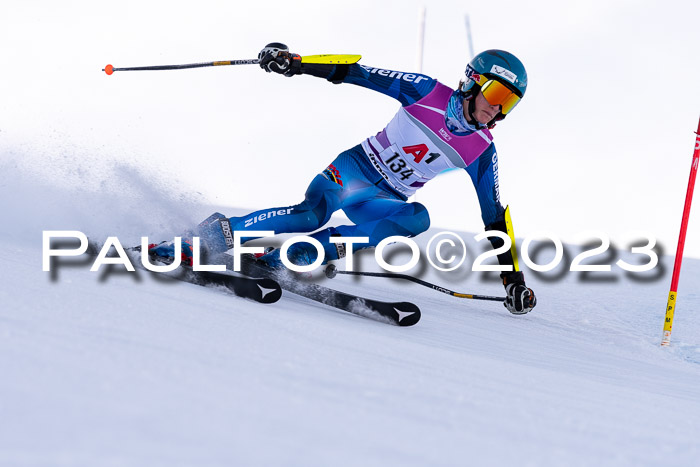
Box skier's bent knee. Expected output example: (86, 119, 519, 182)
(407, 202, 431, 237)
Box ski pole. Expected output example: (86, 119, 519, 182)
(103, 59, 259, 75)
(324, 264, 506, 302)
(102, 54, 362, 75)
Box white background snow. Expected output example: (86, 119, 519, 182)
(2, 1, 700, 466)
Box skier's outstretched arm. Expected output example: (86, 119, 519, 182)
(258, 42, 437, 106)
(466, 147, 537, 315)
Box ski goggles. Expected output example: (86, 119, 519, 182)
(480, 79, 521, 115)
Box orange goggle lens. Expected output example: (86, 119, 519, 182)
(480, 79, 521, 114)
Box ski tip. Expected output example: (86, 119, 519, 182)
(394, 303, 421, 327)
(256, 278, 282, 304)
(104, 64, 114, 75)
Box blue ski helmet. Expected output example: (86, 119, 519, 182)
(459, 49, 527, 123)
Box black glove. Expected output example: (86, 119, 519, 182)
(501, 271, 537, 315)
(258, 42, 301, 77)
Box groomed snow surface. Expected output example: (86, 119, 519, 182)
(2, 163, 699, 467)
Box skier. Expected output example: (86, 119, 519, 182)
(151, 42, 537, 315)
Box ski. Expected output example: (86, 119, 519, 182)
(235, 256, 421, 326)
(181, 269, 282, 304)
(88, 242, 282, 304)
(141, 253, 282, 305)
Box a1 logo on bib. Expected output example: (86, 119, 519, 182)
(402, 144, 441, 164)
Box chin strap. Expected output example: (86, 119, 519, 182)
(466, 92, 478, 124)
(487, 112, 505, 129)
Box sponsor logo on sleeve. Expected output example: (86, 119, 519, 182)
(359, 64, 429, 84)
(492, 152, 501, 203)
(243, 208, 295, 228)
(322, 164, 344, 186)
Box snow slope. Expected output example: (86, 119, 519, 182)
(1, 162, 700, 467)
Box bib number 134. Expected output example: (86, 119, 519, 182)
(385, 144, 441, 181)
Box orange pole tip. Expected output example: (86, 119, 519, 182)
(104, 64, 114, 75)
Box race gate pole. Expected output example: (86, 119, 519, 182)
(661, 116, 700, 346)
